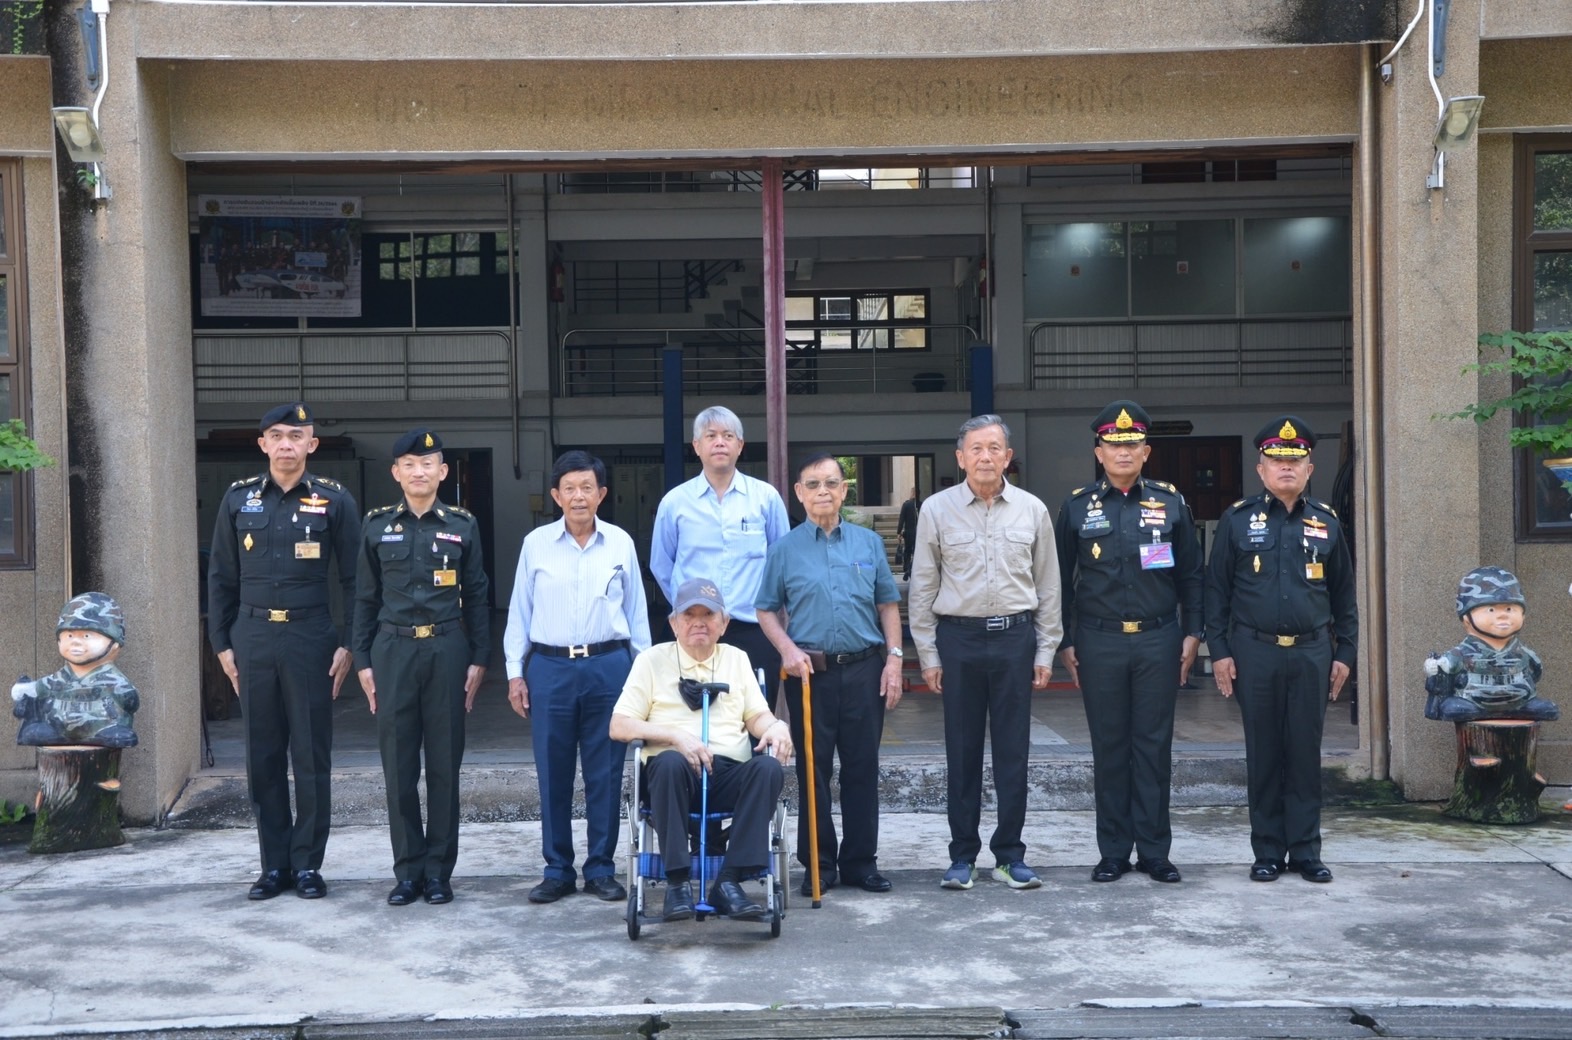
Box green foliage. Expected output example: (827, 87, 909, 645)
(0, 418, 54, 472)
(0, 800, 28, 826)
(1445, 330, 1572, 459)
(3, 0, 46, 56)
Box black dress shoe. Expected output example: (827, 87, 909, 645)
(295, 870, 327, 899)
(582, 875, 627, 901)
(424, 877, 454, 904)
(528, 876, 576, 904)
(662, 882, 695, 922)
(387, 880, 421, 906)
(247, 869, 293, 901)
(1091, 857, 1132, 883)
(799, 871, 838, 898)
(1249, 859, 1282, 882)
(1290, 858, 1333, 883)
(1136, 857, 1182, 883)
(709, 880, 766, 920)
(850, 873, 892, 893)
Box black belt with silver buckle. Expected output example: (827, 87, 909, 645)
(939, 612, 1033, 632)
(1080, 614, 1176, 635)
(380, 620, 461, 640)
(824, 645, 882, 667)
(241, 604, 329, 623)
(531, 640, 630, 660)
(1244, 626, 1326, 648)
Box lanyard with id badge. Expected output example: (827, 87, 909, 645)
(1137, 498, 1173, 570)
(1302, 516, 1328, 580)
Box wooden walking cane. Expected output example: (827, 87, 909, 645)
(786, 666, 823, 908)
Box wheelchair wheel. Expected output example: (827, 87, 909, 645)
(626, 887, 641, 941)
(769, 888, 783, 939)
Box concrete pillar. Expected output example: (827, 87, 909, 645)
(1378, 0, 1482, 800)
(70, 35, 200, 822)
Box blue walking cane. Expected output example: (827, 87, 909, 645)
(692, 680, 729, 917)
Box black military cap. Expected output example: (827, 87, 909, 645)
(1255, 416, 1316, 459)
(258, 402, 313, 431)
(392, 428, 442, 458)
(1092, 400, 1150, 444)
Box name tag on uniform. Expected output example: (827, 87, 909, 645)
(1139, 542, 1175, 570)
(1081, 519, 1112, 533)
(1305, 562, 1324, 580)
(434, 569, 458, 587)
(381, 534, 404, 542)
(295, 541, 322, 560)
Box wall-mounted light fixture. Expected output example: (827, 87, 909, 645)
(50, 0, 112, 202)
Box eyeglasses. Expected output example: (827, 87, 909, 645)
(801, 479, 843, 491)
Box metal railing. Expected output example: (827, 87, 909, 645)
(1029, 317, 1353, 389)
(193, 329, 512, 403)
(559, 323, 978, 398)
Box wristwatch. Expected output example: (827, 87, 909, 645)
(887, 646, 904, 658)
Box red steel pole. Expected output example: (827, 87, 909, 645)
(761, 158, 788, 498)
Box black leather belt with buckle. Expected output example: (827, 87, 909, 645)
(531, 640, 631, 659)
(939, 612, 1033, 632)
(241, 604, 329, 623)
(1244, 626, 1325, 648)
(381, 621, 461, 639)
(1080, 614, 1175, 635)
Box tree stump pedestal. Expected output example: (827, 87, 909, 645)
(1442, 719, 1546, 824)
(30, 745, 125, 854)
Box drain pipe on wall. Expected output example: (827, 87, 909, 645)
(1358, 45, 1391, 781)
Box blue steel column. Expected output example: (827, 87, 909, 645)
(662, 346, 685, 491)
(969, 342, 994, 418)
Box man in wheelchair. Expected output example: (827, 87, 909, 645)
(610, 578, 794, 921)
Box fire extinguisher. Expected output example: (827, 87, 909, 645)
(549, 260, 565, 302)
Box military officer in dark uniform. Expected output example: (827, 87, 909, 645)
(353, 429, 490, 906)
(208, 402, 360, 901)
(1055, 401, 1203, 885)
(1205, 416, 1357, 884)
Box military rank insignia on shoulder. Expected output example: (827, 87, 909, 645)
(1227, 498, 1247, 511)
(1310, 498, 1337, 518)
(447, 505, 475, 519)
(365, 504, 397, 519)
(1149, 479, 1178, 494)
(229, 474, 263, 491)
(313, 476, 346, 492)
(1069, 485, 1092, 498)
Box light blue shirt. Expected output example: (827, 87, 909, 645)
(755, 519, 898, 654)
(650, 471, 790, 623)
(503, 517, 652, 680)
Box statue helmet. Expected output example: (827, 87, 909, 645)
(56, 592, 126, 645)
(1455, 566, 1526, 618)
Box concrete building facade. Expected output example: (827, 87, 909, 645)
(1, 0, 1569, 821)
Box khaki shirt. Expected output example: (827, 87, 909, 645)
(907, 479, 1063, 670)
(612, 641, 770, 763)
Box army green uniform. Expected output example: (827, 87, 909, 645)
(353, 499, 489, 886)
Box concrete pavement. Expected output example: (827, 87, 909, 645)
(3, 799, 1572, 1038)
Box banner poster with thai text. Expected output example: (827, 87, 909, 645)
(197, 196, 362, 317)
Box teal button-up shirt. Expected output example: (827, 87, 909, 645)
(754, 519, 898, 654)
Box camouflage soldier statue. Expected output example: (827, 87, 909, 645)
(1424, 567, 1560, 724)
(12, 593, 139, 748)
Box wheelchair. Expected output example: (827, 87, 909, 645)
(623, 739, 790, 940)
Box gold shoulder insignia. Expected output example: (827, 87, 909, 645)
(229, 474, 263, 490)
(448, 505, 475, 519)
(1229, 498, 1246, 510)
(365, 504, 397, 519)
(1150, 480, 1177, 493)
(1070, 485, 1093, 498)
(313, 476, 345, 492)
(1311, 499, 1338, 519)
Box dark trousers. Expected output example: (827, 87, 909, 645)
(235, 612, 336, 874)
(525, 648, 632, 883)
(784, 654, 886, 880)
(936, 619, 1035, 866)
(1232, 632, 1332, 865)
(1076, 622, 1180, 861)
(719, 620, 783, 713)
(371, 627, 469, 884)
(644, 750, 784, 876)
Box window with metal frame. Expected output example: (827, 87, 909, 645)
(785, 291, 929, 351)
(1513, 135, 1572, 540)
(0, 160, 33, 567)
